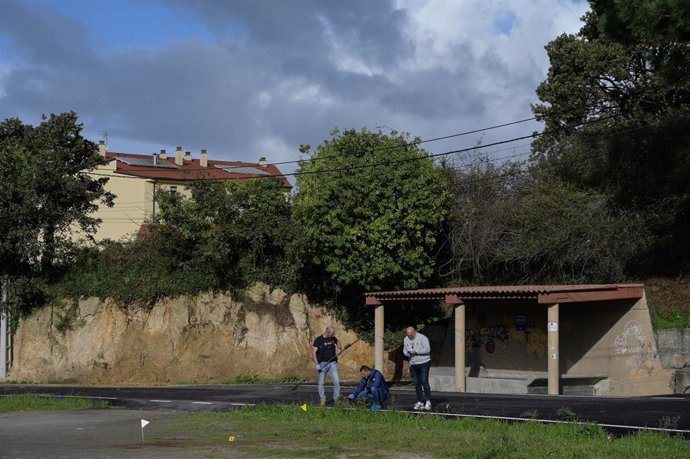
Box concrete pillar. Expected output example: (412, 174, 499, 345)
(374, 304, 384, 372)
(454, 303, 466, 392)
(547, 303, 560, 395)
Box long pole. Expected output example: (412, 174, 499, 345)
(1, 275, 8, 380)
(289, 339, 360, 391)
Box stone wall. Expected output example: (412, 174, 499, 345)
(656, 328, 690, 370)
(7, 283, 390, 385)
(656, 328, 690, 394)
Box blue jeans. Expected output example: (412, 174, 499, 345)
(317, 361, 340, 401)
(410, 361, 431, 403)
(355, 387, 389, 405)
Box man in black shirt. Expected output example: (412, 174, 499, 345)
(312, 326, 342, 406)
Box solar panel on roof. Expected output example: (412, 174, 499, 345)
(213, 165, 272, 175)
(117, 157, 179, 169)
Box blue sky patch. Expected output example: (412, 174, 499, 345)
(493, 11, 517, 35)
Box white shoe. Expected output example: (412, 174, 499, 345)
(424, 401, 432, 411)
(413, 402, 424, 411)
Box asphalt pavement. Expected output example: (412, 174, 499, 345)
(1, 383, 689, 437)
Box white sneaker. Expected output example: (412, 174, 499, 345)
(424, 401, 432, 411)
(413, 401, 424, 411)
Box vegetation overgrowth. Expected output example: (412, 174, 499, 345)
(0, 394, 110, 413)
(2, 1, 690, 332)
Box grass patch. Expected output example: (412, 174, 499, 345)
(170, 405, 690, 458)
(224, 374, 302, 384)
(655, 309, 690, 329)
(0, 394, 110, 413)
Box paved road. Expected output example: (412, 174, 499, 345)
(2, 383, 689, 436)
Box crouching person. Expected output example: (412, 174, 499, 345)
(347, 365, 389, 411)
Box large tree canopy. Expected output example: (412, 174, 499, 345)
(532, 0, 690, 272)
(292, 128, 450, 304)
(0, 112, 112, 277)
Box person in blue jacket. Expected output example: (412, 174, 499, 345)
(347, 365, 389, 411)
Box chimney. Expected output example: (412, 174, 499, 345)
(200, 149, 208, 168)
(184, 151, 192, 163)
(259, 156, 268, 167)
(152, 152, 159, 166)
(98, 140, 107, 157)
(159, 149, 168, 160)
(175, 146, 183, 166)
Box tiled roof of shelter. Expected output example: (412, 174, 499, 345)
(364, 284, 644, 305)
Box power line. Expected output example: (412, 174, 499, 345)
(87, 112, 669, 189)
(94, 116, 537, 174)
(269, 116, 537, 167)
(445, 119, 688, 187)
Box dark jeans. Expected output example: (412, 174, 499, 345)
(410, 361, 432, 402)
(355, 386, 389, 405)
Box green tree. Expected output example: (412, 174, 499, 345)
(498, 173, 647, 284)
(442, 154, 523, 284)
(156, 177, 293, 289)
(291, 128, 450, 320)
(444, 152, 645, 285)
(532, 0, 690, 272)
(0, 112, 112, 316)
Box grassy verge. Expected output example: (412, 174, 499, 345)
(0, 394, 110, 413)
(223, 374, 302, 384)
(169, 405, 689, 458)
(655, 309, 690, 329)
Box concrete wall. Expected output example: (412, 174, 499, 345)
(656, 328, 690, 394)
(656, 328, 690, 369)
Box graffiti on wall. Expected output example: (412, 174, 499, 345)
(464, 326, 510, 354)
(613, 320, 645, 355)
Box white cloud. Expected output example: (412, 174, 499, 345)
(0, 0, 590, 177)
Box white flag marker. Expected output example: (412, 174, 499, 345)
(140, 419, 150, 442)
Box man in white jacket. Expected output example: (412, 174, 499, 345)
(403, 326, 432, 411)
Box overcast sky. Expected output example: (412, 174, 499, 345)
(0, 0, 589, 178)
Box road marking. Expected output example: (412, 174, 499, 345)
(149, 399, 172, 403)
(192, 401, 213, 405)
(227, 402, 257, 406)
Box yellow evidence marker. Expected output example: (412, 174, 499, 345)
(228, 435, 236, 442)
(300, 403, 308, 412)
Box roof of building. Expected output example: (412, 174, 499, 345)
(105, 151, 292, 189)
(364, 284, 644, 305)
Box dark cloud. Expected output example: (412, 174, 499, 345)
(155, 0, 410, 67)
(0, 0, 95, 67)
(0, 0, 575, 172)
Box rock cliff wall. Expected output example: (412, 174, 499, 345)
(8, 283, 387, 385)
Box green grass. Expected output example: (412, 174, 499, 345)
(0, 394, 110, 413)
(223, 374, 302, 384)
(169, 405, 690, 458)
(655, 309, 690, 329)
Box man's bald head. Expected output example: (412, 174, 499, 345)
(406, 326, 417, 339)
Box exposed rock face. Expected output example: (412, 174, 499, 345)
(9, 283, 387, 385)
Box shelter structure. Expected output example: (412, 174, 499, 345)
(365, 284, 673, 396)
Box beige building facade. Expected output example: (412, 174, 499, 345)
(74, 142, 291, 242)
